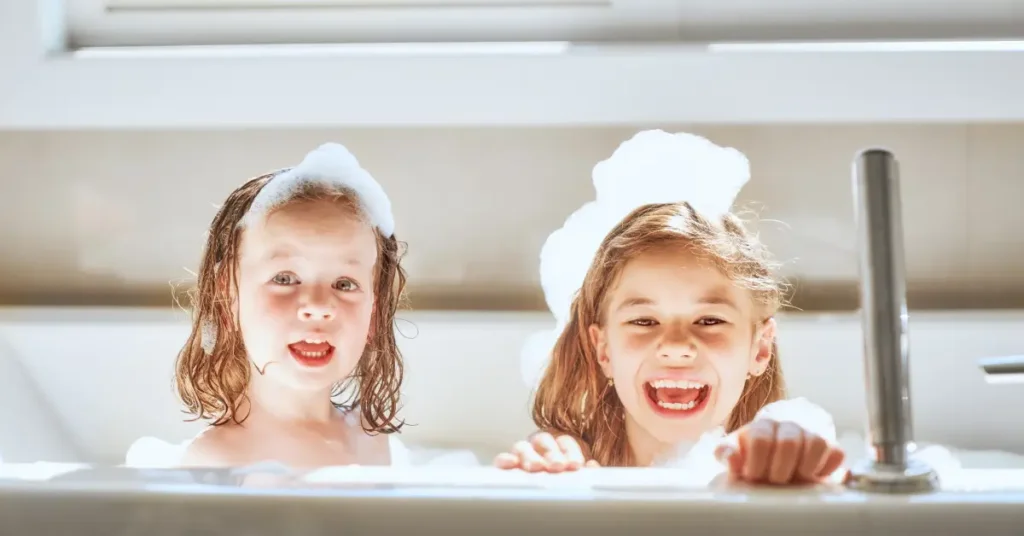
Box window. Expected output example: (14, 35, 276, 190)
(64, 0, 1024, 50)
(65, 0, 683, 48)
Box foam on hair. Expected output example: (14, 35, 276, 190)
(241, 143, 395, 237)
(521, 130, 752, 388)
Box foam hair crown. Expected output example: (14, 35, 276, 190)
(520, 130, 752, 388)
(241, 142, 395, 237)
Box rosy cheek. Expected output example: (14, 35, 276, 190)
(699, 331, 742, 351)
(621, 338, 647, 354)
(254, 290, 293, 319)
(620, 331, 657, 354)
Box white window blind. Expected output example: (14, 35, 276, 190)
(64, 0, 1024, 49)
(66, 0, 682, 48)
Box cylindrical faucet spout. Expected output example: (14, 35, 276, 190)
(846, 149, 937, 494)
(854, 149, 913, 467)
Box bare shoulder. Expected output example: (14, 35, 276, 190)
(179, 426, 243, 467)
(364, 430, 391, 450)
(345, 409, 393, 465)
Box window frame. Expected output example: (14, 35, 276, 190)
(1, 0, 1024, 128)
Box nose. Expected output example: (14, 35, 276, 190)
(658, 324, 697, 361)
(298, 287, 336, 322)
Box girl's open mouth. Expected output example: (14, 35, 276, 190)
(288, 339, 335, 368)
(643, 379, 710, 417)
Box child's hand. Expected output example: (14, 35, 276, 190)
(714, 419, 846, 485)
(493, 432, 600, 473)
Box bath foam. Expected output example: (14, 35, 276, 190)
(520, 130, 752, 389)
(122, 434, 475, 468)
(241, 142, 395, 238)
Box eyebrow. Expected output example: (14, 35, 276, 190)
(615, 297, 656, 311)
(698, 295, 740, 309)
(263, 248, 365, 266)
(614, 294, 739, 312)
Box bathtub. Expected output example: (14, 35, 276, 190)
(3, 306, 1024, 533)
(1, 464, 1024, 535)
(5, 431, 1024, 535)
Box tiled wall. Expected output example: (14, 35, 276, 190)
(0, 124, 1021, 310)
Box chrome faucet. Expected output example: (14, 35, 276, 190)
(844, 149, 939, 493)
(979, 355, 1024, 384)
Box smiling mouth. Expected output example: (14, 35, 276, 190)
(288, 339, 335, 368)
(644, 379, 711, 414)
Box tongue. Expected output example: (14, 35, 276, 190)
(655, 387, 701, 404)
(290, 341, 331, 353)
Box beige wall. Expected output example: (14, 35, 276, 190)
(1, 124, 1022, 311)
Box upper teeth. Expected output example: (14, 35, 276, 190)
(304, 339, 326, 344)
(650, 379, 705, 389)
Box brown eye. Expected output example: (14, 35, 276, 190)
(629, 318, 657, 327)
(696, 317, 725, 326)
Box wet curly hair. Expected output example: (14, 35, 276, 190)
(174, 171, 408, 434)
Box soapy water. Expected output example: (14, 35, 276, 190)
(520, 130, 751, 389)
(119, 397, 835, 473)
(117, 428, 1024, 488)
(122, 434, 481, 469)
(7, 397, 1012, 483)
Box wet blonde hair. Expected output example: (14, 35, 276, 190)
(532, 202, 787, 466)
(174, 171, 408, 433)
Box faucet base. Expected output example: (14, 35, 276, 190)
(845, 458, 939, 494)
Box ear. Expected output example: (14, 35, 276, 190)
(750, 317, 776, 376)
(588, 324, 613, 378)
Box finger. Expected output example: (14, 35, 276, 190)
(493, 452, 520, 470)
(531, 433, 568, 472)
(714, 444, 745, 476)
(767, 422, 804, 485)
(816, 448, 846, 480)
(720, 446, 745, 475)
(555, 435, 586, 470)
(527, 432, 556, 453)
(740, 419, 778, 482)
(512, 440, 547, 472)
(714, 442, 730, 462)
(796, 435, 830, 482)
